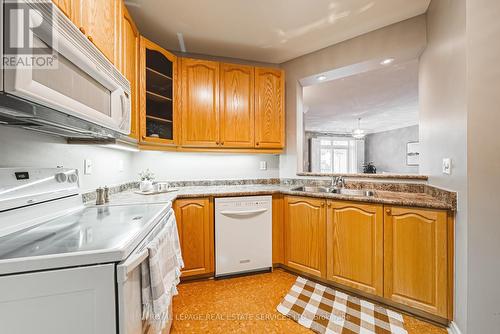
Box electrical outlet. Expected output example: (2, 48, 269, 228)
(442, 158, 451, 175)
(118, 160, 124, 172)
(84, 159, 93, 175)
(259, 161, 267, 170)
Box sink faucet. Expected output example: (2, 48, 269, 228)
(331, 176, 345, 189)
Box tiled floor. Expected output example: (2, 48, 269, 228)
(171, 269, 447, 334)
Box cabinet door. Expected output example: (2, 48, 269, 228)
(327, 201, 383, 296)
(74, 0, 120, 64)
(181, 58, 220, 147)
(254, 67, 285, 148)
(219, 63, 254, 148)
(284, 196, 326, 278)
(139, 37, 178, 145)
(121, 5, 139, 140)
(52, 0, 74, 20)
(173, 198, 214, 277)
(384, 207, 448, 317)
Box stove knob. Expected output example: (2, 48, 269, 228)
(67, 173, 78, 183)
(55, 172, 67, 183)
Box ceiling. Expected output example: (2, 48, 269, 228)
(303, 60, 419, 134)
(126, 0, 430, 64)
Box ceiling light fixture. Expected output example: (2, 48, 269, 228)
(352, 118, 366, 139)
(380, 58, 395, 65)
(317, 75, 327, 81)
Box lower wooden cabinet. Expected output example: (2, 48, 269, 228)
(384, 206, 449, 318)
(284, 196, 326, 278)
(173, 198, 214, 278)
(326, 201, 384, 296)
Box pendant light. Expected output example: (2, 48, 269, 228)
(352, 118, 365, 139)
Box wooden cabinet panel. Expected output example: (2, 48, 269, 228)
(121, 5, 139, 140)
(219, 63, 254, 148)
(284, 196, 326, 278)
(326, 201, 383, 296)
(384, 207, 448, 317)
(272, 194, 284, 264)
(173, 198, 214, 278)
(181, 58, 220, 147)
(254, 67, 285, 148)
(73, 0, 120, 64)
(52, 0, 74, 19)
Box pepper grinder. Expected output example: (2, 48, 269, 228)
(96, 187, 105, 205)
(104, 186, 110, 203)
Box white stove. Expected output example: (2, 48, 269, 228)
(0, 167, 175, 334)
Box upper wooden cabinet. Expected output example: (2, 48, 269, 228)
(219, 63, 255, 148)
(139, 37, 178, 145)
(52, 0, 74, 19)
(284, 196, 326, 278)
(73, 0, 121, 65)
(255, 68, 285, 149)
(384, 207, 449, 318)
(173, 198, 214, 278)
(180, 58, 220, 147)
(121, 5, 139, 140)
(326, 201, 383, 296)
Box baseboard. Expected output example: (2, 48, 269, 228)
(448, 321, 463, 334)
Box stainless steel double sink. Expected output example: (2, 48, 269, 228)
(290, 186, 375, 197)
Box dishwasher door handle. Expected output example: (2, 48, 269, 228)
(219, 208, 268, 217)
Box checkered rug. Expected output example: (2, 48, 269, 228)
(277, 277, 407, 334)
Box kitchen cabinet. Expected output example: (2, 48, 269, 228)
(384, 206, 448, 318)
(173, 198, 214, 278)
(254, 67, 285, 149)
(272, 194, 284, 264)
(284, 196, 326, 278)
(73, 0, 121, 65)
(139, 37, 178, 145)
(219, 63, 255, 148)
(121, 5, 139, 140)
(52, 0, 74, 20)
(180, 58, 220, 147)
(326, 201, 383, 296)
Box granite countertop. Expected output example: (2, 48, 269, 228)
(107, 184, 454, 211)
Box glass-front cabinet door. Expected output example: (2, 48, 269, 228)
(139, 37, 177, 145)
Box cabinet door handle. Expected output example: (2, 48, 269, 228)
(256, 142, 260, 146)
(87, 35, 93, 43)
(327, 203, 332, 208)
(79, 27, 86, 35)
(321, 202, 325, 207)
(386, 209, 392, 215)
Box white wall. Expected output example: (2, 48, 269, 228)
(0, 127, 280, 191)
(0, 127, 135, 192)
(466, 0, 500, 332)
(131, 151, 279, 181)
(279, 15, 427, 178)
(419, 0, 467, 332)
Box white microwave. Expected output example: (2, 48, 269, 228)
(0, 0, 130, 138)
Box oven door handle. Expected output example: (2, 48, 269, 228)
(116, 248, 149, 283)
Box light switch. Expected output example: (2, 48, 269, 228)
(442, 158, 451, 175)
(118, 160, 124, 172)
(259, 161, 267, 170)
(84, 159, 93, 175)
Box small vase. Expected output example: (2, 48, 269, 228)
(140, 180, 153, 192)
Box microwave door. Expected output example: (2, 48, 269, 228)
(3, 6, 129, 134)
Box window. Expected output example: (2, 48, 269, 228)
(318, 138, 350, 173)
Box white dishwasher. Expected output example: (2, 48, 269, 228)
(215, 196, 272, 277)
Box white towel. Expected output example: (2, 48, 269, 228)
(141, 212, 184, 334)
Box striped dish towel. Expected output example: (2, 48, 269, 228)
(141, 213, 184, 334)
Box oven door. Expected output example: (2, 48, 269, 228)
(2, 2, 130, 134)
(116, 209, 175, 334)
